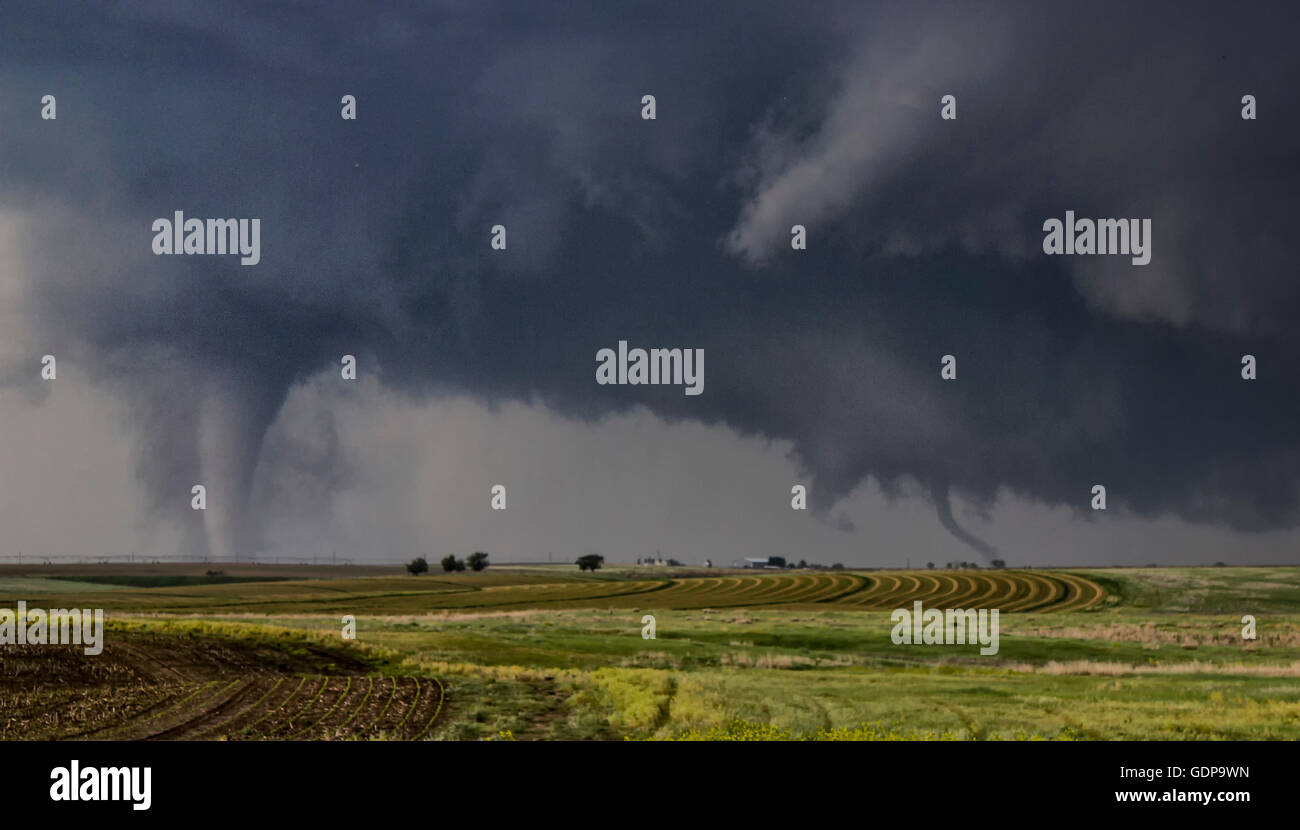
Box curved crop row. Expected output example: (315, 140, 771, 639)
(394, 569, 1104, 613)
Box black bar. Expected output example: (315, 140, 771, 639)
(4, 741, 1285, 818)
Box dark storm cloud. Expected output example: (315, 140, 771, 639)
(1, 0, 1298, 561)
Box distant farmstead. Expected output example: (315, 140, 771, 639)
(638, 556, 683, 566)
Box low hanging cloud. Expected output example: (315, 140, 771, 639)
(1, 1, 1298, 564)
(725, 2, 1300, 336)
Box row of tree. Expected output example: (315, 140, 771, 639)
(406, 552, 604, 574)
(762, 558, 846, 570)
(925, 560, 1007, 569)
(406, 552, 489, 574)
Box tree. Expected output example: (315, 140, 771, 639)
(769, 556, 787, 568)
(406, 557, 429, 576)
(576, 554, 604, 572)
(831, 563, 844, 570)
(990, 559, 1006, 569)
(797, 559, 807, 569)
(467, 551, 489, 572)
(926, 561, 935, 569)
(441, 554, 465, 572)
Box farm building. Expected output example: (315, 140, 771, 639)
(640, 557, 683, 566)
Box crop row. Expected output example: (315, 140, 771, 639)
(399, 569, 1104, 613)
(2, 674, 446, 741)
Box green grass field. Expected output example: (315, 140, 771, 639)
(2, 564, 1297, 740)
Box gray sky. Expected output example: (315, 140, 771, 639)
(1, 1, 1298, 566)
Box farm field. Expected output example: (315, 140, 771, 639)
(2, 565, 1298, 740)
(0, 622, 443, 741)
(0, 565, 1105, 615)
